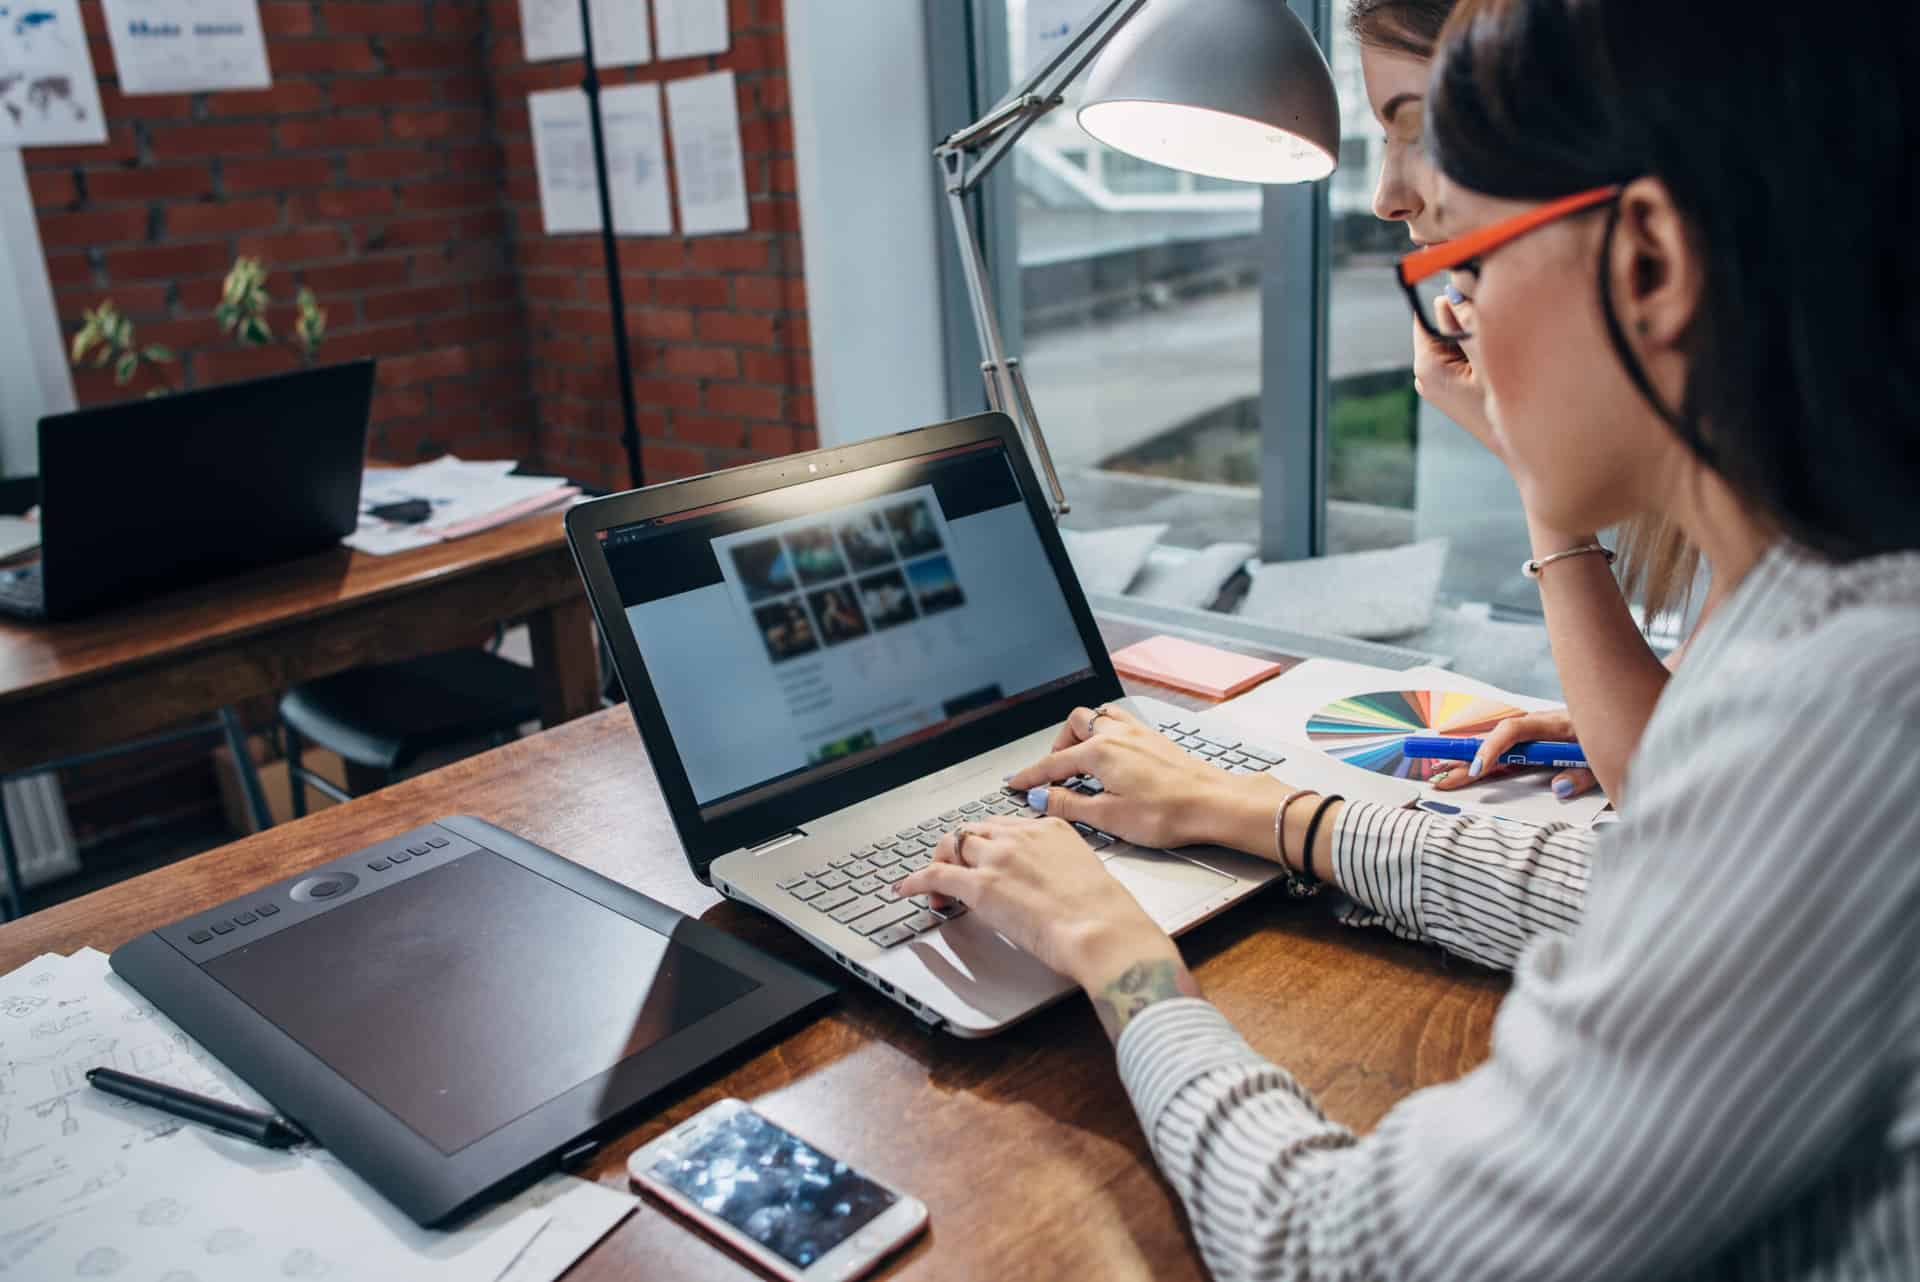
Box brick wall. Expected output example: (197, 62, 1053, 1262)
(23, 0, 814, 490)
(487, 0, 813, 488)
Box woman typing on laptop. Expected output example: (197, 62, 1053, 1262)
(898, 0, 1920, 1276)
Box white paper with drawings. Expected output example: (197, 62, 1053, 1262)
(653, 0, 728, 59)
(0, 0, 106, 147)
(496, 1174, 637, 1282)
(666, 70, 748, 235)
(529, 84, 673, 236)
(1216, 659, 1612, 827)
(520, 0, 653, 68)
(101, 0, 272, 95)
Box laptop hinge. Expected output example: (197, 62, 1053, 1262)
(745, 829, 807, 856)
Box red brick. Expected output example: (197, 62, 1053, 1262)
(655, 277, 731, 309)
(45, 252, 94, 287)
(363, 284, 465, 322)
(210, 82, 330, 116)
(626, 308, 695, 341)
(749, 424, 799, 456)
(424, 313, 510, 346)
(33, 127, 139, 167)
(194, 345, 301, 385)
(273, 38, 380, 73)
(615, 240, 687, 272)
(322, 2, 426, 34)
(68, 282, 169, 317)
(366, 216, 456, 250)
(27, 169, 76, 208)
(325, 324, 424, 361)
(520, 274, 580, 303)
(383, 38, 475, 70)
(390, 108, 489, 141)
(279, 116, 386, 150)
(688, 238, 769, 272)
(301, 259, 404, 293)
(379, 346, 473, 385)
(632, 378, 702, 411)
(296, 187, 395, 219)
(331, 76, 440, 108)
(661, 346, 739, 379)
(396, 181, 498, 211)
(224, 156, 334, 191)
(346, 149, 440, 181)
(770, 156, 797, 194)
(167, 198, 282, 237)
(150, 123, 278, 158)
(787, 392, 815, 427)
(706, 383, 782, 419)
(697, 311, 777, 346)
(742, 350, 799, 385)
(235, 229, 347, 264)
(41, 207, 150, 248)
(432, 2, 487, 35)
(371, 387, 431, 422)
(259, 2, 316, 36)
(98, 86, 195, 120)
(674, 415, 746, 449)
(469, 276, 519, 307)
(88, 166, 214, 202)
(641, 442, 709, 480)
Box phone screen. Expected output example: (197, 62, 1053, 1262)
(647, 1107, 899, 1269)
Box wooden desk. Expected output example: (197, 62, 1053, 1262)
(0, 621, 1506, 1281)
(0, 510, 598, 776)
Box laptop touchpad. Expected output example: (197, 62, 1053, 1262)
(1106, 852, 1234, 921)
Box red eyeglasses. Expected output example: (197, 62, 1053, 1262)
(1396, 185, 1623, 342)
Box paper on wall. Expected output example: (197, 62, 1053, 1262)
(653, 0, 727, 60)
(529, 83, 673, 236)
(521, 0, 653, 68)
(0, 0, 106, 147)
(665, 69, 748, 236)
(101, 0, 271, 95)
(1021, 0, 1085, 78)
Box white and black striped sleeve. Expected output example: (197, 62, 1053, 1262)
(1116, 658, 1920, 1281)
(1327, 801, 1592, 971)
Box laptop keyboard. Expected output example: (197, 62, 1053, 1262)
(772, 718, 1289, 951)
(0, 563, 45, 617)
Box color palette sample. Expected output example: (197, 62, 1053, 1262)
(1305, 689, 1526, 781)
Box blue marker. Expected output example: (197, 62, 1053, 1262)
(1402, 735, 1588, 770)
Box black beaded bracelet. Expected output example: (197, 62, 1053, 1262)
(1301, 794, 1344, 884)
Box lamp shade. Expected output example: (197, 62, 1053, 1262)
(1077, 0, 1340, 185)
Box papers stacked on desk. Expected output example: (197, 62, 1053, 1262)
(348, 457, 582, 556)
(0, 948, 635, 1279)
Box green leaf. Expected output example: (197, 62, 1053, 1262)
(144, 386, 169, 399)
(142, 345, 173, 363)
(92, 348, 112, 368)
(114, 351, 138, 385)
(242, 317, 270, 346)
(70, 327, 96, 364)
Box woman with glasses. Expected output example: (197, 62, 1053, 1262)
(1354, 0, 1720, 810)
(901, 0, 1920, 1275)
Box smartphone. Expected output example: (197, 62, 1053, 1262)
(628, 1099, 927, 1282)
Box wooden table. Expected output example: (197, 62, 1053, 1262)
(0, 619, 1507, 1281)
(0, 509, 599, 776)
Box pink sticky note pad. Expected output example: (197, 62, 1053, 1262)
(1109, 634, 1285, 702)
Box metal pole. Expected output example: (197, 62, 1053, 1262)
(577, 0, 645, 491)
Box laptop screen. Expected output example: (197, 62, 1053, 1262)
(599, 441, 1096, 820)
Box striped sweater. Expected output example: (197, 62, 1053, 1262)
(1117, 544, 1920, 1280)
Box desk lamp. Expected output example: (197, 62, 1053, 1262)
(936, 0, 1341, 514)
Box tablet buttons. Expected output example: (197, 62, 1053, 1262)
(291, 872, 359, 903)
(211, 921, 235, 935)
(426, 836, 449, 848)
(407, 844, 429, 856)
(233, 911, 256, 925)
(388, 850, 411, 864)
(256, 903, 279, 917)
(366, 858, 390, 871)
(189, 929, 213, 944)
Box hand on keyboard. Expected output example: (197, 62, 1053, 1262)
(1003, 704, 1287, 852)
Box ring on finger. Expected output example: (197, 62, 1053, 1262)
(1086, 705, 1113, 735)
(953, 827, 974, 866)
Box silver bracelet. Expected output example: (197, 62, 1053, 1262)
(1273, 788, 1318, 899)
(1523, 543, 1615, 579)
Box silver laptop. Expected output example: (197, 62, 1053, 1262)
(567, 413, 1301, 1036)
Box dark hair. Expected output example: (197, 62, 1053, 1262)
(1347, 0, 1457, 58)
(1428, 0, 1920, 560)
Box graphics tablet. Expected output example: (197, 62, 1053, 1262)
(110, 817, 835, 1226)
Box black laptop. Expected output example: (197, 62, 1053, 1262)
(0, 360, 375, 621)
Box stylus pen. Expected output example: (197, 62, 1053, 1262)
(86, 1067, 310, 1149)
(1401, 735, 1589, 770)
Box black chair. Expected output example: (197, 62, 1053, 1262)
(280, 646, 541, 814)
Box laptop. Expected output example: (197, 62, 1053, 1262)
(567, 412, 1303, 1037)
(0, 360, 375, 621)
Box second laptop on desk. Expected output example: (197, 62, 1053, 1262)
(0, 360, 374, 621)
(568, 412, 1324, 1038)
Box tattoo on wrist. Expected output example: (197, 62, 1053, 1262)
(1091, 958, 1200, 1042)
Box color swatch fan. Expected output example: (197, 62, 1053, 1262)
(1306, 689, 1526, 781)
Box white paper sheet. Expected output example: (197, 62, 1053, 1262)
(520, 0, 653, 68)
(1219, 658, 1613, 827)
(496, 1175, 637, 1282)
(347, 456, 576, 554)
(653, 0, 727, 59)
(529, 83, 673, 236)
(0, 0, 106, 147)
(665, 70, 748, 236)
(101, 0, 272, 94)
(0, 513, 39, 560)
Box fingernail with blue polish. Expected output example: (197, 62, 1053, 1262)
(1027, 787, 1049, 814)
(1468, 753, 1485, 780)
(1445, 283, 1465, 305)
(1553, 778, 1574, 799)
